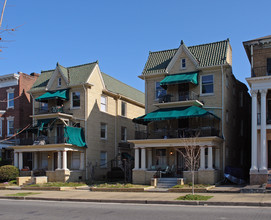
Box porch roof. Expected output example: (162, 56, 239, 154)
(11, 143, 83, 152)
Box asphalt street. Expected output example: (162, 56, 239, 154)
(0, 199, 271, 220)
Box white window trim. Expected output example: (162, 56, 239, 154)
(181, 58, 186, 70)
(121, 126, 127, 142)
(7, 116, 14, 137)
(101, 95, 107, 112)
(200, 74, 214, 96)
(0, 118, 3, 137)
(7, 88, 15, 109)
(71, 91, 81, 109)
(100, 151, 107, 168)
(100, 123, 107, 140)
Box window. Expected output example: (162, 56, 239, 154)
(7, 91, 14, 109)
(121, 126, 127, 142)
(0, 118, 3, 137)
(100, 123, 107, 139)
(72, 92, 80, 108)
(181, 58, 186, 69)
(40, 102, 48, 113)
(100, 151, 107, 168)
(155, 82, 166, 100)
(101, 95, 107, 112)
(7, 117, 14, 136)
(58, 77, 61, 87)
(121, 101, 126, 117)
(267, 58, 271, 75)
(155, 149, 166, 166)
(201, 75, 214, 95)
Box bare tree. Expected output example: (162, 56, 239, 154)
(176, 134, 200, 195)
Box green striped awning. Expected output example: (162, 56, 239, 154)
(160, 72, 198, 87)
(35, 89, 69, 102)
(133, 106, 219, 124)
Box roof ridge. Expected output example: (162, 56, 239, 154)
(101, 72, 144, 95)
(188, 39, 228, 48)
(67, 61, 98, 70)
(149, 48, 178, 54)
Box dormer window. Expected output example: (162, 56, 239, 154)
(58, 78, 62, 87)
(181, 58, 186, 69)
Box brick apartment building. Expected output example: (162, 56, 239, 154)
(0, 72, 39, 163)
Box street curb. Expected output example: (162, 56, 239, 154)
(0, 196, 271, 207)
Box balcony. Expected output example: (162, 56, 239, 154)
(155, 92, 203, 108)
(16, 136, 67, 146)
(251, 66, 271, 77)
(135, 127, 220, 140)
(257, 113, 271, 125)
(32, 106, 73, 120)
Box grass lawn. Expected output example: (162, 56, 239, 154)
(6, 192, 41, 197)
(28, 182, 87, 187)
(91, 183, 149, 188)
(172, 183, 210, 189)
(176, 194, 213, 201)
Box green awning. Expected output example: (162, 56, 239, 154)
(64, 126, 87, 147)
(35, 89, 69, 102)
(160, 72, 198, 88)
(133, 106, 219, 124)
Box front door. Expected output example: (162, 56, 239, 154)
(268, 141, 271, 169)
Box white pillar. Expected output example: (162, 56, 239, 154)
(79, 152, 85, 170)
(147, 148, 152, 169)
(207, 147, 213, 170)
(51, 153, 54, 171)
(141, 148, 146, 170)
(19, 152, 23, 170)
(134, 148, 139, 170)
(199, 147, 205, 170)
(62, 151, 68, 170)
(251, 90, 258, 172)
(33, 152, 38, 170)
(260, 89, 268, 173)
(14, 152, 18, 168)
(215, 148, 220, 169)
(57, 151, 61, 170)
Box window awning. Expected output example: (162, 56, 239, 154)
(133, 106, 219, 124)
(160, 72, 198, 88)
(64, 126, 87, 148)
(35, 89, 69, 102)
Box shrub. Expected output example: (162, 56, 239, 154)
(0, 165, 19, 182)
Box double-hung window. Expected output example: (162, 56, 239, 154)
(181, 58, 186, 69)
(101, 95, 107, 112)
(155, 82, 166, 100)
(201, 75, 214, 95)
(58, 77, 62, 87)
(72, 92, 80, 108)
(0, 118, 3, 137)
(100, 123, 107, 139)
(121, 126, 127, 142)
(7, 91, 14, 109)
(121, 101, 126, 117)
(7, 117, 14, 136)
(100, 151, 107, 168)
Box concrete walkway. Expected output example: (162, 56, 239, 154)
(0, 189, 271, 207)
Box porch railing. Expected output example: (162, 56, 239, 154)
(16, 136, 67, 146)
(135, 127, 220, 139)
(34, 106, 72, 115)
(159, 91, 199, 103)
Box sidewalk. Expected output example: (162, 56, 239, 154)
(0, 189, 271, 207)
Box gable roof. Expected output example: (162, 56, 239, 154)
(101, 72, 145, 105)
(142, 39, 229, 75)
(30, 62, 97, 92)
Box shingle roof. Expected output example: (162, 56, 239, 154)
(30, 62, 97, 92)
(101, 72, 145, 105)
(143, 39, 229, 75)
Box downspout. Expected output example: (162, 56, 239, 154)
(115, 94, 120, 158)
(83, 84, 88, 180)
(221, 64, 225, 172)
(251, 45, 254, 77)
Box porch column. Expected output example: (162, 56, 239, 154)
(51, 153, 54, 171)
(251, 89, 258, 172)
(33, 152, 38, 170)
(147, 148, 152, 169)
(79, 152, 85, 170)
(207, 147, 213, 170)
(260, 89, 268, 173)
(14, 152, 18, 168)
(18, 152, 23, 170)
(141, 147, 146, 170)
(215, 148, 220, 169)
(57, 151, 61, 170)
(199, 147, 205, 170)
(62, 150, 68, 170)
(134, 148, 139, 170)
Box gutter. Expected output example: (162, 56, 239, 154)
(82, 84, 88, 181)
(221, 64, 225, 172)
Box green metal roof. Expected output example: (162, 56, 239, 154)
(101, 72, 145, 104)
(143, 39, 229, 75)
(160, 72, 198, 87)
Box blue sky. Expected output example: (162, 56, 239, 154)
(0, 0, 270, 92)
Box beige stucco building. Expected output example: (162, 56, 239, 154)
(244, 35, 271, 185)
(12, 61, 145, 182)
(130, 39, 250, 185)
